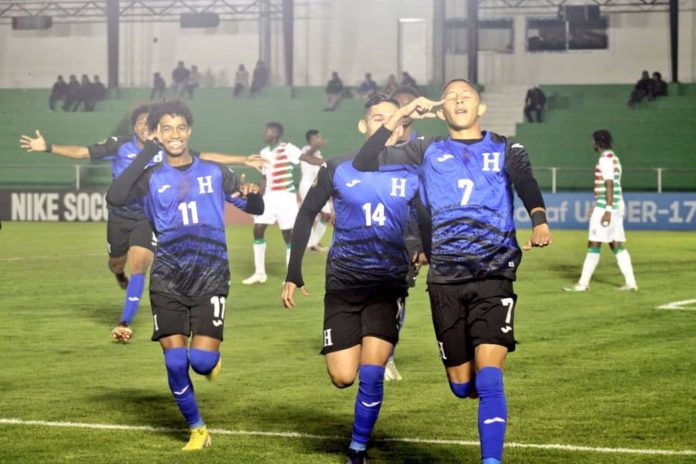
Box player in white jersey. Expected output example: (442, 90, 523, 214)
(564, 130, 638, 292)
(299, 129, 332, 252)
(243, 122, 323, 284)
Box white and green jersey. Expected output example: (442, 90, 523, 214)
(594, 149, 622, 209)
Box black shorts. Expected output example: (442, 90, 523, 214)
(321, 288, 406, 354)
(428, 278, 517, 367)
(106, 216, 156, 258)
(150, 292, 228, 341)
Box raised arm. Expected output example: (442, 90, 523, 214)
(106, 140, 160, 207)
(19, 129, 90, 159)
(200, 152, 266, 172)
(221, 169, 265, 215)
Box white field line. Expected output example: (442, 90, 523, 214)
(656, 299, 696, 311)
(0, 253, 104, 262)
(1, 418, 695, 457)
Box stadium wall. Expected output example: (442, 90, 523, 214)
(1, 2, 695, 88)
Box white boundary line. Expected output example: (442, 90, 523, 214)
(0, 253, 104, 262)
(1, 418, 694, 456)
(656, 299, 696, 311)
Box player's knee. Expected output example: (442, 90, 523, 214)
(328, 370, 356, 389)
(475, 367, 504, 396)
(164, 348, 189, 374)
(449, 381, 473, 399)
(188, 348, 220, 375)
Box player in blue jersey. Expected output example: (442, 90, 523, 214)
(282, 95, 425, 464)
(353, 80, 553, 464)
(106, 100, 264, 450)
(20, 104, 264, 342)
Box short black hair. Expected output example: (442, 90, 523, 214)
(593, 129, 613, 149)
(442, 79, 480, 98)
(305, 129, 320, 142)
(130, 103, 152, 127)
(266, 122, 284, 137)
(390, 85, 421, 99)
(147, 100, 193, 131)
(363, 94, 400, 116)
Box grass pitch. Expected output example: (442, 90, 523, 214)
(0, 223, 695, 463)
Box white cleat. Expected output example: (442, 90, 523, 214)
(384, 360, 402, 381)
(242, 273, 268, 285)
(563, 283, 588, 292)
(616, 284, 638, 291)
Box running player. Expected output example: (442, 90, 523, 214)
(353, 80, 553, 464)
(299, 129, 331, 252)
(106, 100, 264, 450)
(19, 104, 264, 341)
(564, 129, 638, 292)
(242, 122, 321, 284)
(282, 95, 422, 464)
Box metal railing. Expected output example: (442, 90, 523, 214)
(535, 167, 696, 193)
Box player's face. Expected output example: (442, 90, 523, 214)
(441, 81, 482, 131)
(362, 101, 402, 146)
(133, 113, 150, 144)
(263, 127, 280, 145)
(157, 114, 191, 157)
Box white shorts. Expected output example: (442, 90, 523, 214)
(588, 204, 626, 243)
(254, 191, 299, 230)
(299, 181, 332, 214)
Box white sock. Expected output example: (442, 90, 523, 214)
(313, 220, 328, 245)
(579, 251, 600, 287)
(307, 224, 319, 248)
(285, 246, 291, 267)
(615, 249, 637, 287)
(253, 241, 266, 276)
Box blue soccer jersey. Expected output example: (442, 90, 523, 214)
(353, 128, 546, 283)
(286, 150, 420, 291)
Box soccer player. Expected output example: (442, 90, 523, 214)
(564, 130, 638, 292)
(299, 129, 331, 252)
(242, 122, 321, 284)
(352, 80, 553, 464)
(19, 104, 264, 341)
(282, 95, 422, 464)
(106, 100, 263, 450)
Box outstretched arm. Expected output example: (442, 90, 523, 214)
(19, 130, 90, 159)
(106, 140, 160, 207)
(200, 152, 266, 172)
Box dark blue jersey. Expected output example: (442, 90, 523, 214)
(107, 142, 264, 297)
(286, 150, 420, 292)
(353, 128, 545, 284)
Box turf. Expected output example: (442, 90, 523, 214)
(0, 223, 695, 463)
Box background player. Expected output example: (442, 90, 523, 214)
(242, 122, 321, 284)
(106, 100, 264, 450)
(19, 105, 264, 341)
(299, 129, 331, 252)
(282, 95, 422, 464)
(353, 81, 552, 464)
(564, 129, 638, 292)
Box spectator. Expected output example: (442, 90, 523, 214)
(323, 71, 343, 111)
(171, 61, 190, 97)
(49, 75, 67, 112)
(352, 72, 378, 99)
(186, 65, 200, 98)
(524, 85, 547, 123)
(383, 74, 398, 95)
(400, 71, 417, 88)
(92, 75, 107, 104)
(233, 64, 249, 97)
(151, 72, 166, 100)
(250, 60, 269, 95)
(627, 70, 654, 108)
(73, 74, 93, 111)
(652, 71, 668, 97)
(62, 75, 80, 112)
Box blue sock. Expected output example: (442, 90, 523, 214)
(164, 348, 204, 428)
(119, 273, 145, 324)
(476, 367, 507, 462)
(189, 348, 220, 376)
(449, 381, 472, 398)
(349, 364, 385, 452)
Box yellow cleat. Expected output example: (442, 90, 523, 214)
(206, 357, 222, 381)
(182, 425, 211, 451)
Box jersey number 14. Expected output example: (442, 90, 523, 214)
(362, 202, 386, 226)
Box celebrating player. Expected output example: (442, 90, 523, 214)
(106, 100, 264, 450)
(352, 80, 553, 464)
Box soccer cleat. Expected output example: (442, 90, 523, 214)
(563, 283, 588, 292)
(616, 284, 638, 291)
(384, 360, 402, 381)
(115, 273, 129, 290)
(182, 425, 211, 451)
(346, 449, 367, 464)
(206, 357, 222, 381)
(242, 273, 268, 285)
(309, 244, 329, 252)
(111, 323, 133, 343)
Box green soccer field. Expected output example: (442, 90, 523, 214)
(0, 223, 695, 464)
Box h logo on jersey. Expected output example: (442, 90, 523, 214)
(482, 152, 501, 172)
(390, 177, 407, 197)
(197, 175, 214, 194)
(323, 329, 333, 347)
